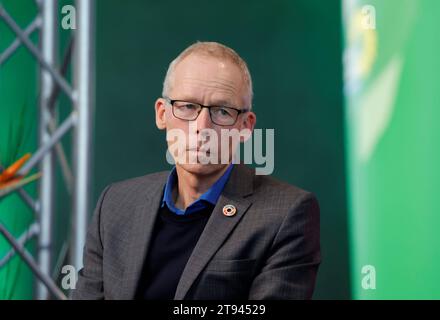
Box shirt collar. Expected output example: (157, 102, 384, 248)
(162, 164, 234, 215)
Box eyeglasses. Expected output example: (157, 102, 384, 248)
(164, 97, 249, 126)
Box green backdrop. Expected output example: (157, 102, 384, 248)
(95, 0, 348, 300)
(0, 0, 37, 300)
(343, 0, 440, 299)
(1, 0, 349, 299)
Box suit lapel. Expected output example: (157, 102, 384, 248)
(119, 173, 167, 299)
(174, 164, 255, 300)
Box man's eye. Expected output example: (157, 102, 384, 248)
(181, 104, 197, 110)
(214, 108, 232, 117)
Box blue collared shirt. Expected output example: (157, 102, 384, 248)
(161, 164, 234, 215)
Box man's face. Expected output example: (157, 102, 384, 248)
(155, 53, 256, 176)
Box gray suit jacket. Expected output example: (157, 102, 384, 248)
(73, 164, 320, 300)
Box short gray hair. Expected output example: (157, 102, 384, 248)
(162, 41, 253, 109)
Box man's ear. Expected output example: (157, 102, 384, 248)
(240, 111, 256, 142)
(155, 98, 167, 130)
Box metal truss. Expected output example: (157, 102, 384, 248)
(0, 0, 94, 300)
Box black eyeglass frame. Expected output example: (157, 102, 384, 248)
(163, 97, 249, 126)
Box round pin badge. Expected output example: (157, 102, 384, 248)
(223, 204, 237, 217)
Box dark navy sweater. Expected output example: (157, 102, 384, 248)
(135, 203, 214, 299)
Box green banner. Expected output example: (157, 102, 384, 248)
(343, 0, 440, 299)
(0, 0, 37, 299)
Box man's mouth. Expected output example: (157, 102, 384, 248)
(187, 147, 211, 155)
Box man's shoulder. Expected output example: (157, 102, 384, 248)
(237, 167, 320, 240)
(100, 170, 169, 206)
(111, 170, 169, 190)
(252, 171, 317, 209)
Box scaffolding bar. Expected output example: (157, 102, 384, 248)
(0, 16, 41, 65)
(0, 223, 66, 300)
(17, 112, 76, 177)
(34, 0, 57, 300)
(0, 4, 74, 100)
(71, 0, 95, 273)
(0, 165, 39, 214)
(0, 222, 39, 268)
(0, 0, 95, 300)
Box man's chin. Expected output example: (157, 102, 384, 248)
(176, 162, 228, 176)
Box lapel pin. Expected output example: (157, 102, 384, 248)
(223, 204, 237, 217)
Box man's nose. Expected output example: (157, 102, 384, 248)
(195, 108, 212, 133)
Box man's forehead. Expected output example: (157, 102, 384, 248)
(174, 87, 236, 106)
(180, 76, 238, 92)
(170, 54, 246, 106)
(175, 54, 241, 78)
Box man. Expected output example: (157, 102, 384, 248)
(73, 42, 320, 300)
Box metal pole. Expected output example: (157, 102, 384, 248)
(0, 0, 95, 300)
(17, 112, 77, 176)
(0, 223, 66, 300)
(0, 16, 41, 65)
(71, 0, 94, 274)
(0, 222, 40, 268)
(0, 165, 39, 214)
(36, 0, 57, 300)
(0, 5, 74, 100)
